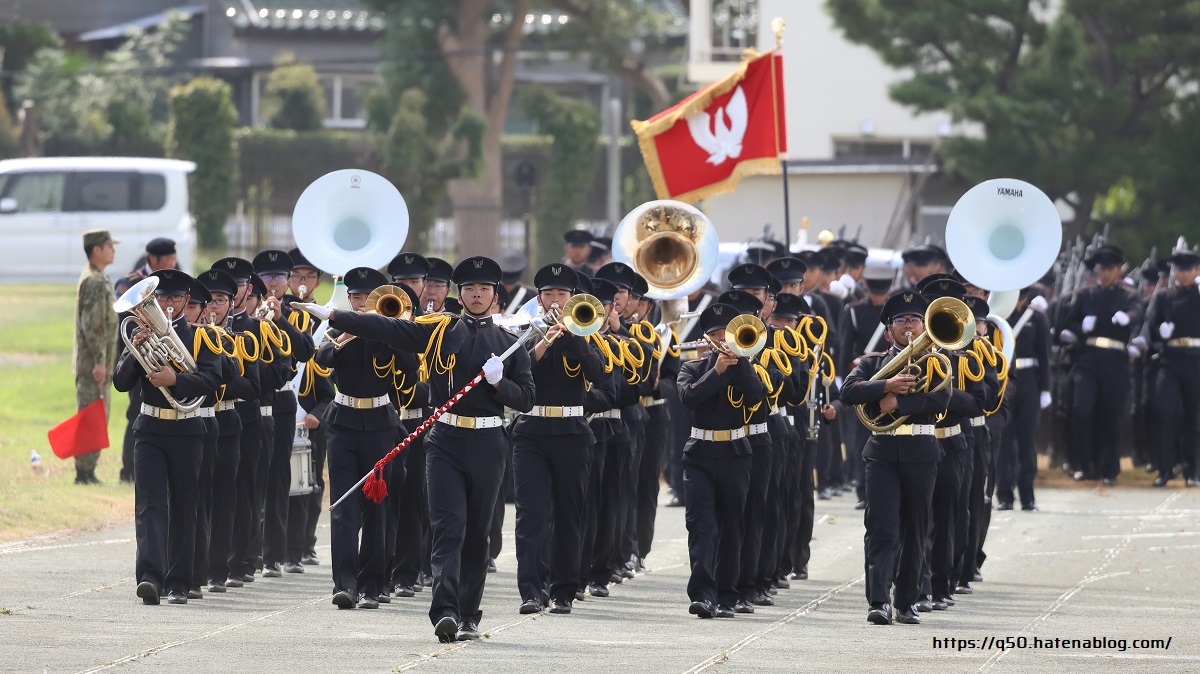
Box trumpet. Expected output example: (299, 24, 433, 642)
(256, 290, 276, 322)
(113, 277, 204, 413)
(854, 297, 974, 432)
(333, 285, 413, 350)
(678, 314, 768, 359)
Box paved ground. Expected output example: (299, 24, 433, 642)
(1, 485, 1197, 674)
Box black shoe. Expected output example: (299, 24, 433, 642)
(575, 590, 587, 601)
(240, 573, 255, 583)
(619, 564, 636, 580)
(1021, 502, 1039, 512)
(793, 568, 808, 581)
(666, 497, 684, 507)
(263, 564, 282, 578)
(1102, 477, 1118, 487)
(973, 571, 983, 582)
(896, 607, 920, 624)
(733, 599, 755, 614)
(1072, 470, 1087, 481)
(301, 553, 320, 566)
(944, 595, 956, 606)
(854, 500, 867, 510)
(519, 599, 543, 614)
(767, 585, 778, 596)
(752, 593, 774, 607)
(165, 590, 188, 605)
(818, 488, 833, 500)
(689, 600, 715, 618)
(996, 501, 1014, 511)
(332, 590, 355, 609)
(285, 562, 304, 574)
(588, 583, 609, 598)
(1189, 478, 1200, 488)
(456, 621, 481, 641)
(548, 599, 572, 614)
(955, 582, 973, 595)
(867, 604, 892, 625)
(487, 558, 497, 573)
(225, 577, 243, 588)
(608, 573, 624, 584)
(394, 585, 415, 598)
(207, 582, 226, 593)
(420, 572, 433, 587)
(931, 598, 948, 611)
(1153, 475, 1169, 487)
(186, 588, 203, 600)
(916, 599, 932, 612)
(714, 604, 735, 618)
(775, 577, 790, 589)
(434, 616, 459, 643)
(375, 593, 391, 604)
(357, 595, 379, 609)
(136, 581, 160, 605)
(635, 557, 648, 574)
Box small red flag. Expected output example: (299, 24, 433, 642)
(632, 50, 787, 203)
(48, 399, 110, 459)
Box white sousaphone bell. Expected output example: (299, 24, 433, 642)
(945, 178, 1063, 360)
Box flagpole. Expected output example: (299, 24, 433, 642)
(771, 17, 791, 251)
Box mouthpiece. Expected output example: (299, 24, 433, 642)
(299, 284, 308, 298)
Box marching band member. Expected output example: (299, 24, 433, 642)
(1146, 249, 1200, 487)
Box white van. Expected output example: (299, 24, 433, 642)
(0, 157, 197, 283)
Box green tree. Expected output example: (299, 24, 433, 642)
(826, 0, 1200, 247)
(261, 52, 327, 131)
(167, 77, 239, 249)
(0, 20, 62, 114)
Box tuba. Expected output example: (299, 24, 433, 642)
(114, 276, 205, 413)
(945, 178, 1062, 361)
(854, 297, 974, 433)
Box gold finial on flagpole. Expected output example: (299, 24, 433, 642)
(771, 17, 786, 49)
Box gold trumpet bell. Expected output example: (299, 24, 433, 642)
(366, 285, 413, 319)
(561, 293, 604, 336)
(724, 314, 768, 358)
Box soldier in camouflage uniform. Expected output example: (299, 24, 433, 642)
(74, 229, 121, 485)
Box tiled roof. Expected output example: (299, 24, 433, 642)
(221, 0, 385, 32)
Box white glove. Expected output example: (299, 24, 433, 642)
(1112, 310, 1130, 326)
(827, 281, 849, 299)
(1160, 322, 1175, 340)
(1127, 345, 1141, 358)
(1082, 316, 1097, 333)
(1039, 391, 1052, 409)
(1029, 295, 1049, 313)
(1059, 329, 1078, 345)
(291, 302, 331, 321)
(835, 376, 844, 389)
(838, 273, 857, 291)
(483, 353, 504, 385)
(1131, 335, 1148, 350)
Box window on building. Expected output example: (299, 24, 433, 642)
(710, 0, 759, 61)
(833, 139, 906, 159)
(319, 74, 374, 129)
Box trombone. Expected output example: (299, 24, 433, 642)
(854, 297, 974, 433)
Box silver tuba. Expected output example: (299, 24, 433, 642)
(113, 276, 204, 413)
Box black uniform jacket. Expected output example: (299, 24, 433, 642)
(511, 331, 604, 437)
(314, 324, 411, 433)
(841, 345, 952, 463)
(114, 317, 223, 435)
(677, 353, 767, 459)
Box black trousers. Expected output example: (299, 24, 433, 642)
(579, 436, 608, 588)
(264, 392, 297, 565)
(998, 376, 1040, 506)
(120, 387, 142, 481)
(192, 419, 218, 590)
(666, 389, 690, 504)
(304, 427, 328, 556)
(230, 422, 263, 578)
(588, 439, 631, 584)
(737, 434, 772, 601)
(1153, 354, 1200, 481)
(425, 425, 508, 626)
(208, 430, 241, 584)
(684, 452, 751, 608)
(1070, 354, 1129, 480)
(327, 424, 402, 598)
(247, 416, 275, 572)
(513, 431, 591, 603)
(620, 420, 646, 565)
(958, 427, 989, 587)
(928, 445, 967, 601)
(134, 429, 202, 594)
(489, 434, 514, 561)
(390, 427, 430, 587)
(863, 457, 935, 610)
(788, 435, 817, 575)
(757, 416, 789, 592)
(638, 405, 670, 559)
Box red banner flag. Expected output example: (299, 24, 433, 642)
(632, 50, 787, 203)
(47, 399, 109, 460)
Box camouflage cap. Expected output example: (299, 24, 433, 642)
(83, 229, 120, 247)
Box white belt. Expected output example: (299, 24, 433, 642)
(590, 410, 622, 420)
(936, 425, 962, 439)
(1167, 338, 1200, 349)
(277, 385, 295, 393)
(523, 405, 585, 418)
(436, 413, 504, 429)
(399, 408, 425, 420)
(969, 416, 987, 427)
(1014, 357, 1038, 369)
(334, 392, 391, 410)
(746, 422, 769, 436)
(690, 427, 747, 442)
(873, 424, 936, 437)
(640, 396, 665, 407)
(216, 400, 237, 412)
(140, 403, 214, 420)
(260, 406, 273, 416)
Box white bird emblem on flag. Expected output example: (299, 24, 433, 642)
(687, 86, 748, 165)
